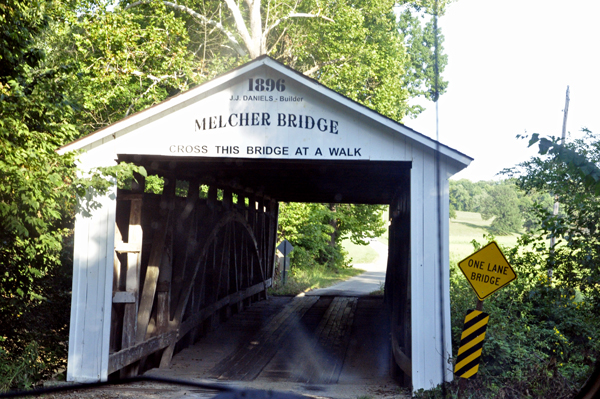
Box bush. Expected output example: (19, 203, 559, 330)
(0, 341, 46, 392)
(430, 236, 600, 399)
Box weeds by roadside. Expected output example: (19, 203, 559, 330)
(415, 235, 599, 399)
(268, 264, 364, 296)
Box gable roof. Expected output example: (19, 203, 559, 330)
(59, 55, 472, 168)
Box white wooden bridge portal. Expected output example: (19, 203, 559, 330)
(58, 56, 472, 392)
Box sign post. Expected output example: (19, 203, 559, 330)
(277, 239, 294, 285)
(455, 241, 517, 386)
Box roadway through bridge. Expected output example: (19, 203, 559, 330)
(145, 296, 403, 398)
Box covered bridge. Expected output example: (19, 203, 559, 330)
(58, 56, 472, 391)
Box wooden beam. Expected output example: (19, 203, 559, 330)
(113, 291, 136, 303)
(115, 242, 141, 253)
(223, 189, 232, 210)
(178, 279, 271, 343)
(392, 334, 412, 377)
(108, 331, 177, 375)
(207, 185, 217, 210)
(113, 223, 123, 292)
(156, 249, 172, 334)
(121, 197, 143, 350)
(120, 180, 144, 378)
(135, 181, 176, 344)
(170, 179, 200, 320)
(267, 200, 279, 281)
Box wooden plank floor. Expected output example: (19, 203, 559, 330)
(146, 296, 391, 387)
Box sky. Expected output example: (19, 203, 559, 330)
(404, 0, 600, 182)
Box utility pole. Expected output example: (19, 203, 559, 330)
(549, 86, 570, 278)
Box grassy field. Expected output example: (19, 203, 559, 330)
(450, 211, 520, 261)
(342, 239, 379, 264)
(351, 209, 522, 264)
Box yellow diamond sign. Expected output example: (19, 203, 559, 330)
(458, 241, 517, 301)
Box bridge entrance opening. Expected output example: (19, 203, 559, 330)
(60, 57, 471, 392)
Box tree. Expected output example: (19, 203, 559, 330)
(278, 203, 386, 269)
(331, 204, 387, 245)
(126, 0, 335, 59)
(480, 182, 523, 235)
(1, 0, 82, 381)
(0, 1, 147, 384)
(118, 0, 449, 122)
(449, 179, 491, 214)
(40, 0, 198, 134)
(506, 130, 600, 305)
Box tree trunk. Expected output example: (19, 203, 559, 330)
(329, 203, 337, 249)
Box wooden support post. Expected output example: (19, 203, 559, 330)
(136, 180, 176, 343)
(223, 189, 232, 210)
(388, 186, 412, 388)
(267, 200, 279, 281)
(155, 251, 171, 333)
(122, 197, 142, 345)
(120, 182, 144, 377)
(207, 185, 218, 210)
(170, 180, 200, 320)
(248, 196, 256, 286)
(113, 223, 123, 292)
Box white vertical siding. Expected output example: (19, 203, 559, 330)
(410, 145, 426, 386)
(442, 162, 454, 383)
(411, 149, 454, 390)
(67, 151, 116, 382)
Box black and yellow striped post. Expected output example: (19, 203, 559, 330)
(454, 308, 490, 379)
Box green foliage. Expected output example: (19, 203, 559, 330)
(396, 0, 449, 109)
(272, 0, 449, 121)
(0, 0, 155, 387)
(480, 182, 523, 235)
(278, 203, 335, 268)
(420, 131, 600, 398)
(42, 0, 200, 135)
(449, 179, 491, 213)
(334, 204, 387, 245)
(0, 342, 46, 392)
(277, 203, 385, 271)
(442, 236, 599, 398)
(507, 129, 600, 309)
(0, 0, 50, 84)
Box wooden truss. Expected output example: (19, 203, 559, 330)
(108, 175, 278, 377)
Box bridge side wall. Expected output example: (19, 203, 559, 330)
(410, 147, 454, 391)
(67, 150, 117, 382)
(66, 153, 278, 381)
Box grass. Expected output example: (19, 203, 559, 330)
(269, 265, 365, 296)
(342, 239, 379, 264)
(450, 211, 520, 261)
(369, 282, 385, 296)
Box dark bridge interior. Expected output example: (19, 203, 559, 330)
(109, 154, 413, 388)
(118, 156, 411, 204)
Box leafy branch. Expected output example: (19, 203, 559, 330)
(125, 0, 248, 56)
(527, 132, 600, 194)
